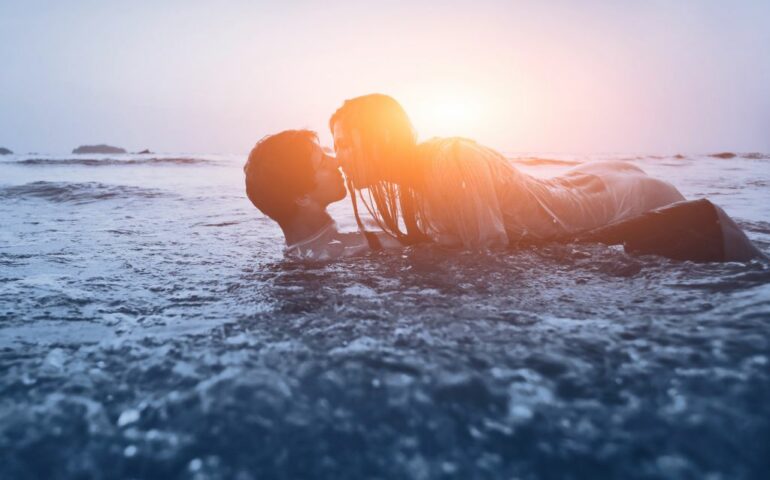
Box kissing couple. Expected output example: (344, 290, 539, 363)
(244, 94, 763, 263)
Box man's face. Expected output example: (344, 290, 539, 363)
(305, 144, 346, 207)
(333, 122, 382, 188)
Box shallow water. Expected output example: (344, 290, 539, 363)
(1, 152, 769, 479)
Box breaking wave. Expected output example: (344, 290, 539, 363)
(509, 157, 581, 166)
(0, 181, 169, 204)
(12, 157, 213, 166)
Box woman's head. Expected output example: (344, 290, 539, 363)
(329, 93, 417, 188)
(329, 94, 429, 244)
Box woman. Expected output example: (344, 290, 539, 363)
(330, 94, 684, 247)
(330, 94, 764, 262)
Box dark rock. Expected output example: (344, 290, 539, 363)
(708, 152, 736, 159)
(72, 144, 127, 154)
(0, 147, 12, 155)
(136, 149, 153, 154)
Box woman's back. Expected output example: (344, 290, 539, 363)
(417, 138, 685, 247)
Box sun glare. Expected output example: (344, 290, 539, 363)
(406, 87, 487, 140)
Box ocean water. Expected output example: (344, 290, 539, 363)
(1, 151, 769, 479)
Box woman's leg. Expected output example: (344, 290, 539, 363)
(576, 199, 766, 262)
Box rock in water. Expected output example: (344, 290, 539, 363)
(72, 144, 127, 154)
(708, 152, 736, 159)
(136, 149, 153, 154)
(0, 147, 12, 155)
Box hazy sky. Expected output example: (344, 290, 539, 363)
(1, 0, 769, 154)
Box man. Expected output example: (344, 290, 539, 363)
(244, 129, 398, 260)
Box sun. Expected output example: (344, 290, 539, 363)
(405, 87, 487, 139)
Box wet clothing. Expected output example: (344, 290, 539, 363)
(284, 221, 369, 261)
(414, 137, 763, 262)
(417, 138, 685, 248)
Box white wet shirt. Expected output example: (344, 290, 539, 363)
(417, 138, 685, 247)
(284, 221, 371, 261)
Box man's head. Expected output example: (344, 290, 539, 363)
(244, 130, 346, 227)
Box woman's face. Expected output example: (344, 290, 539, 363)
(332, 122, 375, 188)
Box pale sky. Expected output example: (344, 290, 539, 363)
(1, 0, 769, 154)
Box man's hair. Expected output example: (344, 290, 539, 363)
(244, 130, 318, 224)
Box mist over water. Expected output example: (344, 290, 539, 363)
(1, 153, 769, 479)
